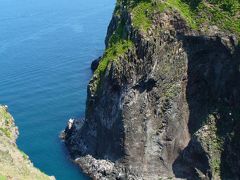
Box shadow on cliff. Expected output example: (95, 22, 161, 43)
(172, 34, 240, 179)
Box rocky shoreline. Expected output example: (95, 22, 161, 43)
(0, 105, 55, 179)
(64, 0, 240, 179)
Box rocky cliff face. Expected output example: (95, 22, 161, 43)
(65, 0, 240, 179)
(0, 105, 54, 180)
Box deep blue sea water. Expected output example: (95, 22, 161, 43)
(0, 0, 114, 179)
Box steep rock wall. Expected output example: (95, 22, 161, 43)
(65, 1, 240, 179)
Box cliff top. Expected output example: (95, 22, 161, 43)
(115, 0, 240, 38)
(89, 0, 239, 96)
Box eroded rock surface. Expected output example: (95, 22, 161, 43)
(64, 1, 240, 179)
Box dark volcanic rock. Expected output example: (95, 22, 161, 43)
(64, 3, 240, 180)
(91, 57, 101, 71)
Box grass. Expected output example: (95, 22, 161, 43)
(167, 0, 240, 37)
(163, 0, 240, 37)
(0, 174, 6, 180)
(131, 1, 167, 32)
(0, 128, 11, 138)
(121, 0, 240, 38)
(92, 15, 134, 93)
(202, 0, 240, 14)
(0, 106, 13, 138)
(132, 1, 153, 31)
(108, 19, 125, 46)
(93, 40, 134, 93)
(129, 0, 198, 32)
(167, 0, 198, 29)
(203, 3, 240, 34)
(94, 0, 240, 91)
(0, 107, 12, 125)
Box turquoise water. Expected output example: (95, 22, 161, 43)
(0, 0, 114, 179)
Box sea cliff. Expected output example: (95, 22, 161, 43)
(0, 105, 54, 180)
(65, 0, 240, 179)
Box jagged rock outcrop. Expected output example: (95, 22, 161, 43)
(64, 0, 240, 179)
(91, 57, 102, 71)
(0, 105, 54, 180)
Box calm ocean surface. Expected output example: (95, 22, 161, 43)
(0, 0, 114, 179)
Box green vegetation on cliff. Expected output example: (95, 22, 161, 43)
(116, 0, 240, 37)
(92, 18, 134, 93)
(170, 0, 240, 36)
(92, 0, 239, 94)
(95, 40, 133, 79)
(91, 0, 240, 178)
(0, 106, 54, 180)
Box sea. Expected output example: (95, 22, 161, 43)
(0, 0, 115, 179)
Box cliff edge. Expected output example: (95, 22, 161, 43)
(0, 105, 54, 180)
(65, 0, 240, 179)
